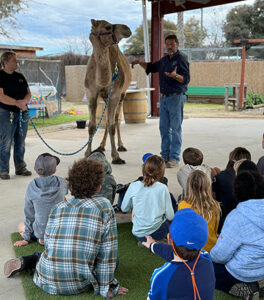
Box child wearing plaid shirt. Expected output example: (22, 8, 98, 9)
(4, 158, 128, 298)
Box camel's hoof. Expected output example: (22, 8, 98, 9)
(117, 146, 127, 152)
(112, 158, 126, 164)
(95, 146, 105, 152)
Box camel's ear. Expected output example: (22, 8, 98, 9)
(114, 24, 132, 43)
(91, 19, 97, 27)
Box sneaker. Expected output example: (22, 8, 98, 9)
(229, 282, 259, 300)
(15, 168, 32, 176)
(4, 257, 25, 278)
(0, 172, 10, 180)
(166, 160, 179, 168)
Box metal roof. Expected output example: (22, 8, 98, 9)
(0, 44, 43, 51)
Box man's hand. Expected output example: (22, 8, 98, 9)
(107, 286, 128, 297)
(14, 240, 29, 247)
(164, 66, 177, 78)
(131, 60, 147, 70)
(142, 236, 155, 249)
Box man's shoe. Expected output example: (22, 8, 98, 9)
(166, 160, 179, 168)
(4, 257, 25, 278)
(0, 172, 10, 180)
(15, 168, 32, 176)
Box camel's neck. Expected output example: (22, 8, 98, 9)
(92, 45, 119, 87)
(91, 46, 111, 87)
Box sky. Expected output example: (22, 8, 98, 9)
(1, 0, 256, 56)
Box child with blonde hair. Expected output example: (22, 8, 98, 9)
(121, 155, 174, 244)
(178, 170, 221, 252)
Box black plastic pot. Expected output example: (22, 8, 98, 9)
(76, 120, 86, 129)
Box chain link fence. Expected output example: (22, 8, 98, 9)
(17, 58, 62, 113)
(181, 45, 264, 61)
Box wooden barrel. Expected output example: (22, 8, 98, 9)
(96, 97, 123, 128)
(123, 92, 148, 124)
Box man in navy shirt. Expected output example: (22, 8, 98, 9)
(132, 35, 190, 168)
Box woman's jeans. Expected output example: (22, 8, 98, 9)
(0, 108, 29, 174)
(159, 94, 186, 162)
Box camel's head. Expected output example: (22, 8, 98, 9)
(90, 19, 131, 47)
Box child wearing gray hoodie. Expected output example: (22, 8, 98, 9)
(14, 153, 68, 247)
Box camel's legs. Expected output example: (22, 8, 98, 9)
(107, 94, 125, 164)
(98, 127, 108, 152)
(116, 95, 126, 152)
(85, 92, 98, 157)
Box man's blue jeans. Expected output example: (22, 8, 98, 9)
(0, 108, 29, 174)
(159, 94, 186, 162)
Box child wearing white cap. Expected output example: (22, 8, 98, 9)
(143, 208, 215, 300)
(13, 153, 68, 247)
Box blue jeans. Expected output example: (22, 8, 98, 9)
(0, 109, 29, 174)
(159, 94, 186, 162)
(136, 219, 171, 242)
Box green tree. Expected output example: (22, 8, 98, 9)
(223, 0, 264, 45)
(124, 18, 207, 54)
(124, 20, 177, 55)
(0, 0, 28, 37)
(184, 17, 207, 48)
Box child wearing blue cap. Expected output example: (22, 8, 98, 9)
(143, 208, 215, 300)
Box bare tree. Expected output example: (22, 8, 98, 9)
(0, 0, 28, 37)
(207, 8, 226, 47)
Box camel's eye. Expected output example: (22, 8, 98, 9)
(105, 26, 111, 31)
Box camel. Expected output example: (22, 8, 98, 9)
(84, 19, 132, 164)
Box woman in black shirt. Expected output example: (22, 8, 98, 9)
(0, 51, 32, 179)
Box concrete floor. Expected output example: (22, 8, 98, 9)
(0, 117, 263, 299)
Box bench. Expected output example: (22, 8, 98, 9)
(186, 86, 233, 103)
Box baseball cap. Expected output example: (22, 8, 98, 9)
(142, 153, 153, 163)
(34, 153, 60, 176)
(170, 208, 208, 250)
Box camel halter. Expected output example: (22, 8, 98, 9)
(169, 236, 202, 300)
(91, 25, 117, 44)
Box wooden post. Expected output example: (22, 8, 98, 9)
(234, 39, 264, 109)
(239, 44, 246, 109)
(151, 2, 164, 116)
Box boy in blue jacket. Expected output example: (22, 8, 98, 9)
(13, 153, 68, 247)
(143, 208, 215, 300)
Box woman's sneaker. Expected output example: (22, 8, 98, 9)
(4, 257, 25, 278)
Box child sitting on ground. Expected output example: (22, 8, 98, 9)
(121, 155, 174, 244)
(211, 169, 264, 299)
(88, 149, 117, 204)
(4, 158, 127, 298)
(177, 147, 219, 200)
(212, 147, 251, 233)
(115, 153, 177, 212)
(142, 208, 215, 300)
(178, 170, 221, 252)
(13, 153, 68, 247)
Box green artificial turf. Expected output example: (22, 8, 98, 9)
(11, 223, 248, 300)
